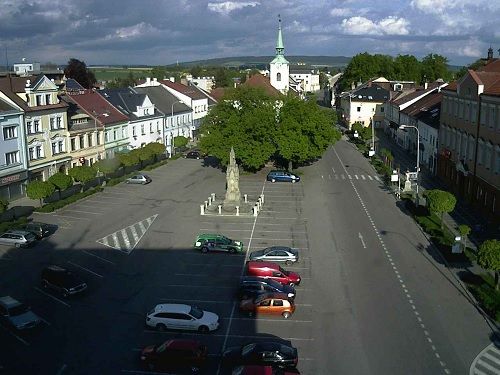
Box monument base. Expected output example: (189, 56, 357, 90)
(203, 199, 255, 217)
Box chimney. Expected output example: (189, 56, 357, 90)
(351, 82, 355, 90)
(26, 79, 30, 87)
(424, 82, 428, 90)
(152, 77, 157, 83)
(170, 77, 175, 82)
(146, 77, 151, 85)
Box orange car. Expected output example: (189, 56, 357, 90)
(239, 292, 295, 319)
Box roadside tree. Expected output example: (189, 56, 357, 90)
(68, 166, 96, 191)
(424, 189, 457, 229)
(0, 197, 8, 214)
(118, 152, 139, 167)
(92, 158, 122, 175)
(173, 136, 188, 149)
(458, 224, 472, 251)
(144, 142, 166, 162)
(26, 180, 55, 206)
(477, 239, 500, 290)
(48, 172, 73, 199)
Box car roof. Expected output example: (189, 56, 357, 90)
(154, 304, 191, 314)
(164, 339, 203, 350)
(255, 292, 289, 300)
(5, 230, 33, 235)
(246, 261, 280, 270)
(0, 296, 21, 308)
(196, 233, 226, 239)
(264, 246, 292, 253)
(44, 265, 68, 272)
(27, 221, 48, 226)
(269, 170, 286, 173)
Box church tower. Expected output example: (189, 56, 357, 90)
(270, 16, 289, 94)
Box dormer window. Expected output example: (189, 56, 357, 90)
(45, 94, 51, 105)
(36, 95, 42, 106)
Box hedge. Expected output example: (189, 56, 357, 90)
(467, 275, 500, 321)
(35, 186, 103, 213)
(0, 217, 28, 233)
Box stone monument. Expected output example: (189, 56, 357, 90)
(224, 147, 241, 209)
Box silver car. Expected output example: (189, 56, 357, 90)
(126, 174, 152, 185)
(0, 230, 37, 248)
(248, 246, 299, 265)
(0, 296, 41, 330)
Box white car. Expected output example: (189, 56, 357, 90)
(145, 304, 219, 333)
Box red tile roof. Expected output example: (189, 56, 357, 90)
(243, 74, 282, 97)
(66, 89, 129, 125)
(478, 59, 500, 73)
(210, 87, 226, 102)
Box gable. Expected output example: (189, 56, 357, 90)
(141, 95, 154, 108)
(32, 76, 58, 92)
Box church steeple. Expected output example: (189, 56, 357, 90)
(276, 15, 284, 56)
(269, 15, 289, 94)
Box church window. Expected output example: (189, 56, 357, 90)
(277, 72, 281, 82)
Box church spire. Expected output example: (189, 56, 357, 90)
(276, 15, 284, 56)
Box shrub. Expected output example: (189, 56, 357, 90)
(469, 283, 500, 321)
(26, 180, 55, 205)
(0, 217, 28, 233)
(35, 187, 102, 213)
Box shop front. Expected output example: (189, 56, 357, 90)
(0, 170, 29, 201)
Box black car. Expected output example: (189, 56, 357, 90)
(41, 265, 87, 297)
(22, 222, 51, 239)
(239, 276, 296, 301)
(185, 150, 203, 159)
(223, 342, 298, 369)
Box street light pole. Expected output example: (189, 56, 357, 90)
(170, 100, 183, 157)
(369, 117, 375, 157)
(399, 124, 420, 204)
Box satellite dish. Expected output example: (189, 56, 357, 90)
(22, 57, 26, 62)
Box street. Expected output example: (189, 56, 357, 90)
(0, 142, 495, 374)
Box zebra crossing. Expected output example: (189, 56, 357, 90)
(470, 343, 500, 375)
(322, 174, 381, 181)
(96, 214, 158, 254)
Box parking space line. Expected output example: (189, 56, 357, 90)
(224, 317, 313, 323)
(0, 323, 29, 346)
(63, 209, 102, 215)
(243, 237, 308, 241)
(34, 287, 70, 307)
(53, 214, 91, 221)
(257, 217, 307, 220)
(82, 250, 115, 265)
(159, 298, 232, 304)
(39, 315, 51, 326)
(67, 261, 103, 278)
(143, 330, 314, 341)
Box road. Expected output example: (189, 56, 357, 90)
(0, 142, 495, 374)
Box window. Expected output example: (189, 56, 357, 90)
(485, 142, 493, 170)
(468, 135, 475, 161)
(36, 95, 42, 106)
(105, 132, 109, 142)
(141, 124, 145, 135)
(35, 145, 42, 158)
(88, 133, 93, 147)
(96, 132, 100, 145)
(471, 103, 477, 123)
(277, 72, 281, 82)
(478, 139, 485, 165)
(480, 104, 487, 125)
(490, 106, 496, 129)
(273, 300, 284, 306)
(5, 151, 19, 165)
(113, 130, 117, 140)
(56, 116, 62, 129)
(357, 107, 361, 112)
(34, 119, 40, 133)
(79, 135, 84, 149)
(28, 148, 34, 160)
(26, 121, 33, 134)
(58, 140, 64, 153)
(3, 126, 17, 139)
(381, 106, 384, 113)
(149, 123, 153, 133)
(50, 117, 55, 130)
(495, 146, 500, 174)
(51, 142, 57, 155)
(70, 138, 76, 151)
(45, 94, 51, 105)
(156, 122, 160, 132)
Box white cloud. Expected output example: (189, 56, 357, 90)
(112, 22, 157, 39)
(341, 16, 410, 36)
(207, 1, 260, 15)
(330, 8, 351, 17)
(287, 20, 308, 33)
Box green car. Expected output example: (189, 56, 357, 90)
(194, 234, 244, 254)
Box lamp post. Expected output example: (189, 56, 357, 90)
(399, 124, 420, 204)
(170, 100, 183, 157)
(369, 117, 375, 157)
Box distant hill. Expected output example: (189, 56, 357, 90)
(167, 56, 351, 69)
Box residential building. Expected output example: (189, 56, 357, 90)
(339, 82, 389, 130)
(135, 85, 192, 155)
(13, 62, 41, 76)
(100, 87, 164, 150)
(0, 97, 28, 200)
(0, 75, 71, 181)
(186, 76, 215, 92)
(438, 59, 500, 224)
(289, 68, 320, 92)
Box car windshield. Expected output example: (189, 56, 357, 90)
(156, 341, 168, 353)
(189, 305, 204, 319)
(279, 266, 290, 276)
(221, 236, 231, 244)
(9, 303, 29, 316)
(241, 343, 257, 357)
(266, 279, 283, 289)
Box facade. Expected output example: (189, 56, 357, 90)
(0, 98, 28, 200)
(269, 18, 290, 94)
(186, 76, 215, 92)
(339, 83, 389, 129)
(100, 87, 164, 150)
(13, 62, 41, 76)
(438, 60, 500, 223)
(0, 75, 71, 181)
(289, 69, 320, 92)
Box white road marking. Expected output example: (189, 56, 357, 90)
(368, 175, 373, 180)
(83, 250, 115, 264)
(64, 209, 102, 215)
(361, 175, 366, 180)
(67, 261, 103, 278)
(358, 232, 367, 249)
(34, 287, 70, 307)
(0, 323, 29, 346)
(332, 166, 336, 173)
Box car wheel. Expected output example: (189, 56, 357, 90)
(201, 246, 209, 253)
(62, 290, 69, 298)
(289, 283, 295, 287)
(156, 323, 167, 332)
(285, 260, 292, 266)
(126, 181, 129, 184)
(191, 366, 200, 373)
(271, 178, 276, 183)
(15, 243, 20, 248)
(43, 280, 49, 289)
(229, 248, 236, 254)
(282, 311, 291, 319)
(291, 179, 296, 183)
(198, 325, 209, 333)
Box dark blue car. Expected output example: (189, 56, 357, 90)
(266, 170, 300, 183)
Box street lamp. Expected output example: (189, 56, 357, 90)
(369, 118, 375, 157)
(399, 124, 420, 204)
(170, 100, 183, 157)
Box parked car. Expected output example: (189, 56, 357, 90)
(240, 292, 295, 319)
(223, 342, 298, 369)
(22, 222, 51, 239)
(0, 230, 37, 248)
(232, 365, 301, 375)
(126, 174, 152, 185)
(0, 296, 41, 330)
(194, 233, 244, 254)
(185, 150, 203, 159)
(145, 304, 219, 333)
(245, 261, 301, 286)
(140, 339, 208, 372)
(238, 276, 296, 301)
(41, 265, 87, 297)
(266, 170, 300, 183)
(249, 246, 298, 265)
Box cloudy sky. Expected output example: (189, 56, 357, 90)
(1, 0, 499, 67)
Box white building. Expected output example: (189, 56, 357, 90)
(186, 76, 215, 92)
(269, 18, 290, 94)
(13, 62, 41, 76)
(290, 69, 320, 92)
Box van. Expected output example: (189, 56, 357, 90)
(245, 261, 301, 286)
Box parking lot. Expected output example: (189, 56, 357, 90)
(0, 159, 315, 374)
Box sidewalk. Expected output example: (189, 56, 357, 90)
(375, 129, 499, 251)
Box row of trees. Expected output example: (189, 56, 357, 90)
(25, 142, 166, 205)
(199, 86, 340, 171)
(339, 53, 453, 91)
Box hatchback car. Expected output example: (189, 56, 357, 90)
(223, 342, 298, 369)
(249, 246, 299, 265)
(194, 233, 244, 254)
(41, 265, 87, 297)
(266, 170, 300, 183)
(145, 304, 219, 333)
(245, 261, 301, 286)
(126, 174, 152, 184)
(22, 222, 51, 239)
(238, 276, 296, 301)
(185, 150, 203, 159)
(0, 230, 37, 248)
(0, 296, 41, 330)
(240, 292, 295, 319)
(140, 339, 208, 372)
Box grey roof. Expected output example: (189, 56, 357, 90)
(65, 78, 85, 91)
(0, 97, 19, 113)
(134, 86, 191, 115)
(347, 84, 389, 102)
(290, 69, 313, 75)
(99, 87, 163, 120)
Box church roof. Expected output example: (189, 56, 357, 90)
(244, 74, 282, 97)
(271, 55, 289, 64)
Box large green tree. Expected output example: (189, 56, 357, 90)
(477, 239, 500, 290)
(421, 54, 452, 82)
(214, 67, 232, 88)
(393, 55, 422, 82)
(68, 166, 96, 191)
(64, 58, 96, 88)
(276, 96, 340, 167)
(26, 180, 55, 206)
(144, 142, 166, 162)
(424, 189, 457, 229)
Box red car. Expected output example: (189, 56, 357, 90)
(140, 339, 207, 372)
(232, 365, 301, 374)
(245, 261, 301, 286)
